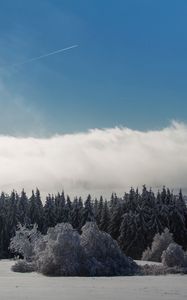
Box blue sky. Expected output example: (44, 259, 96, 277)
(0, 0, 187, 135)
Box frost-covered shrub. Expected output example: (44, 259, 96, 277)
(10, 224, 41, 261)
(11, 222, 138, 276)
(141, 264, 184, 275)
(11, 260, 35, 273)
(161, 243, 187, 267)
(81, 222, 138, 276)
(142, 228, 173, 262)
(35, 223, 88, 276)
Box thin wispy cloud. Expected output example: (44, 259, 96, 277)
(0, 121, 186, 198)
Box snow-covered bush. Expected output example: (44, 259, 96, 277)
(10, 224, 41, 261)
(11, 260, 35, 273)
(142, 228, 173, 262)
(161, 243, 187, 267)
(81, 222, 138, 276)
(141, 264, 184, 275)
(35, 223, 87, 276)
(11, 222, 139, 276)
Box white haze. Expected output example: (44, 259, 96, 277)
(0, 121, 187, 198)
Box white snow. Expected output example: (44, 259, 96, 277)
(135, 260, 162, 266)
(0, 260, 186, 300)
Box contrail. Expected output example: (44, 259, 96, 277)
(12, 45, 78, 67)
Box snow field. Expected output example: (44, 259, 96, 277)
(0, 260, 186, 300)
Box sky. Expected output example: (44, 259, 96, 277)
(0, 1, 187, 196)
(0, 0, 187, 135)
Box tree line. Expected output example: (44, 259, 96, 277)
(0, 186, 186, 259)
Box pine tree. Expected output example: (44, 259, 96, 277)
(109, 193, 118, 214)
(118, 212, 141, 258)
(29, 189, 43, 232)
(71, 197, 82, 230)
(108, 202, 123, 240)
(126, 187, 137, 212)
(43, 195, 56, 232)
(99, 200, 110, 232)
(63, 195, 72, 223)
(7, 191, 18, 236)
(139, 187, 159, 245)
(0, 192, 7, 257)
(80, 195, 94, 228)
(93, 198, 99, 220)
(55, 192, 65, 223)
(17, 189, 29, 225)
(168, 191, 187, 248)
(157, 188, 170, 229)
(95, 196, 104, 226)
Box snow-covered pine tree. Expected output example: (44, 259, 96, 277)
(43, 195, 56, 232)
(54, 192, 65, 223)
(93, 198, 98, 219)
(125, 187, 137, 213)
(157, 189, 170, 230)
(99, 200, 110, 232)
(0, 192, 8, 257)
(17, 189, 30, 225)
(95, 196, 104, 226)
(109, 193, 118, 215)
(63, 195, 72, 223)
(168, 191, 187, 248)
(80, 194, 94, 228)
(138, 187, 161, 246)
(108, 202, 123, 240)
(118, 211, 146, 259)
(6, 191, 19, 239)
(29, 189, 44, 232)
(71, 197, 82, 230)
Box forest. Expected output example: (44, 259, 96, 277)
(0, 185, 186, 260)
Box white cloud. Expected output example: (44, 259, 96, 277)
(0, 121, 186, 198)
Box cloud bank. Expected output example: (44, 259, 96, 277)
(0, 121, 187, 198)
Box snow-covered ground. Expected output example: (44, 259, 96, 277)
(0, 260, 186, 300)
(135, 260, 162, 266)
